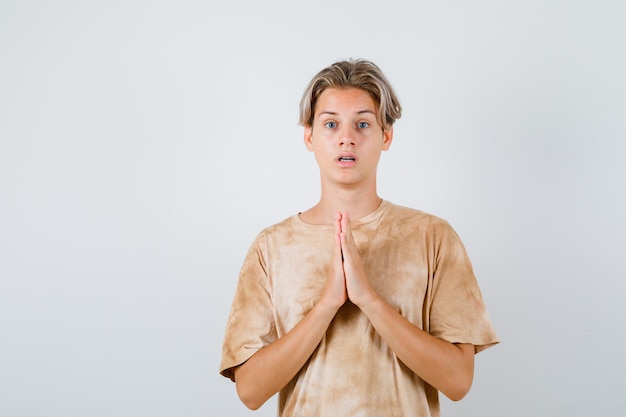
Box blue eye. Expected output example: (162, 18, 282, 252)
(357, 121, 370, 129)
(325, 121, 337, 128)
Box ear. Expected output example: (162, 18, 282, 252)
(304, 126, 314, 151)
(382, 126, 393, 151)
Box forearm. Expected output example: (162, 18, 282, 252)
(359, 297, 474, 401)
(234, 301, 339, 410)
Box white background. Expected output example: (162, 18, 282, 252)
(1, 1, 625, 416)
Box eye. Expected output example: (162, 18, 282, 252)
(324, 121, 337, 129)
(357, 121, 370, 129)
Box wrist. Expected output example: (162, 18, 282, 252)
(313, 297, 343, 320)
(354, 291, 385, 315)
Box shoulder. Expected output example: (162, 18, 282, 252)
(385, 202, 454, 233)
(248, 214, 306, 250)
(259, 215, 297, 235)
(380, 202, 465, 251)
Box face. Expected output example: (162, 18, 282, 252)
(304, 87, 393, 188)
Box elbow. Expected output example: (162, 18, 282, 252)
(445, 386, 471, 402)
(442, 343, 475, 401)
(236, 380, 267, 410)
(443, 374, 473, 402)
(233, 358, 276, 410)
(240, 397, 264, 411)
(234, 369, 271, 410)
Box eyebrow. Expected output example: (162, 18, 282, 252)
(318, 109, 376, 116)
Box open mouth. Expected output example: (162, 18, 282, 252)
(338, 156, 356, 162)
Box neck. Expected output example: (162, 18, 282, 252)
(300, 182, 383, 225)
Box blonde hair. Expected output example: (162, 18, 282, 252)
(298, 59, 402, 130)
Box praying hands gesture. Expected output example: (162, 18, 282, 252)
(320, 212, 378, 310)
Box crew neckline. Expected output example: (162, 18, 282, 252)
(293, 200, 391, 230)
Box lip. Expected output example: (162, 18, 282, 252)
(336, 152, 357, 167)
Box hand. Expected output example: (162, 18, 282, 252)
(338, 212, 379, 308)
(318, 213, 348, 311)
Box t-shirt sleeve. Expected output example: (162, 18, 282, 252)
(427, 221, 499, 353)
(219, 234, 277, 381)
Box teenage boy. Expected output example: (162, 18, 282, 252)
(220, 59, 498, 417)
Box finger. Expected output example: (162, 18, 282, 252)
(340, 211, 357, 249)
(336, 234, 344, 263)
(341, 211, 350, 234)
(334, 212, 345, 261)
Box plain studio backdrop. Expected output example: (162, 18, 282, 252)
(1, 1, 625, 416)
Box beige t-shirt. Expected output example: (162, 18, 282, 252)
(220, 201, 499, 417)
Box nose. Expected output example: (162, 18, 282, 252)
(338, 125, 357, 146)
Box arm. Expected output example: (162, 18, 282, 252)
(234, 222, 347, 410)
(338, 212, 475, 401)
(234, 300, 340, 409)
(358, 299, 474, 401)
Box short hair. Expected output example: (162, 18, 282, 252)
(298, 59, 402, 131)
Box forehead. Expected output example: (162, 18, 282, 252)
(315, 87, 377, 116)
